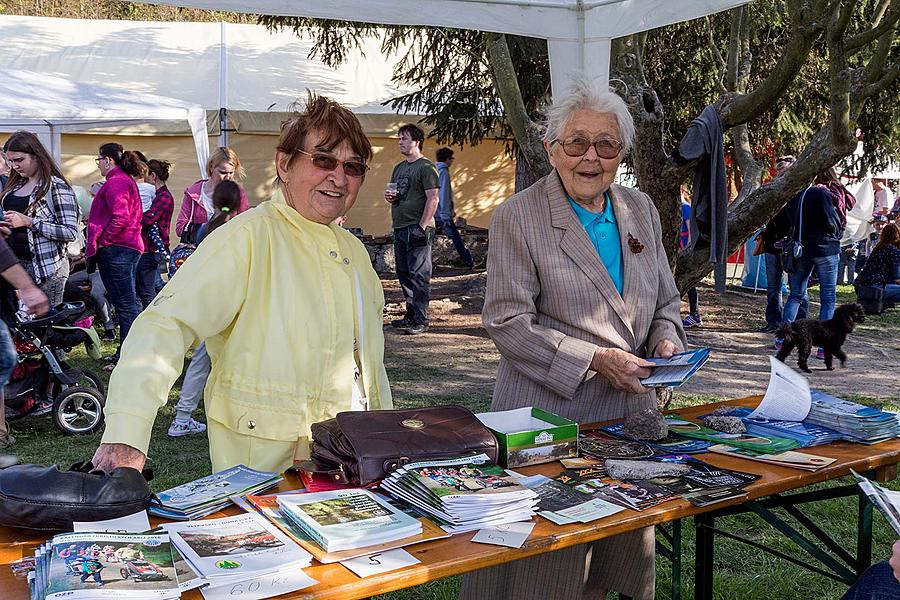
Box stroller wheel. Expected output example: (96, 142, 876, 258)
(52, 386, 105, 435)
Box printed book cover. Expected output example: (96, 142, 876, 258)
(153, 465, 281, 511)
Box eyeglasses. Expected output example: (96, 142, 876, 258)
(554, 136, 623, 159)
(94, 157, 107, 164)
(297, 150, 368, 178)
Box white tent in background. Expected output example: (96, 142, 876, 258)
(137, 0, 752, 95)
(0, 68, 209, 177)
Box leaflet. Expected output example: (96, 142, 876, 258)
(749, 356, 811, 421)
(640, 347, 710, 387)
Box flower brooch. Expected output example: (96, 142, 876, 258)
(627, 233, 644, 254)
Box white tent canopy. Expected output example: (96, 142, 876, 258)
(139, 0, 751, 96)
(0, 67, 209, 176)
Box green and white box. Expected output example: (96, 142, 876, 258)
(476, 407, 578, 468)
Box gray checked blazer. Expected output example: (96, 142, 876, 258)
(482, 171, 687, 425)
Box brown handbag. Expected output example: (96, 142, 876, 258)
(297, 406, 499, 486)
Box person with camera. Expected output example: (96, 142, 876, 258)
(385, 124, 440, 336)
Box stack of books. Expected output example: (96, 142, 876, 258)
(276, 489, 422, 552)
(379, 454, 539, 533)
(164, 512, 313, 590)
(36, 532, 181, 599)
(806, 391, 900, 444)
(150, 465, 282, 520)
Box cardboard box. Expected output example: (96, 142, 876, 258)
(476, 407, 578, 468)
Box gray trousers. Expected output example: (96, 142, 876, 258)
(174, 342, 210, 421)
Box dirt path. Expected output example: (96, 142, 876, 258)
(382, 272, 900, 405)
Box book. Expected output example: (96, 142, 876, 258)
(246, 491, 448, 563)
(44, 532, 180, 599)
(666, 415, 800, 453)
(276, 488, 421, 553)
(639, 347, 710, 388)
(164, 512, 312, 580)
(150, 465, 282, 520)
(707, 444, 836, 471)
(807, 391, 900, 444)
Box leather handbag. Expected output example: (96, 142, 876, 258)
(782, 188, 809, 274)
(298, 405, 499, 486)
(0, 462, 154, 531)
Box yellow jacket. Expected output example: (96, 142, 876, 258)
(101, 189, 392, 472)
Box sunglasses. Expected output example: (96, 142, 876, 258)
(297, 150, 368, 178)
(555, 136, 623, 159)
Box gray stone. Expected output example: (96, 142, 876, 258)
(605, 459, 691, 480)
(622, 407, 669, 441)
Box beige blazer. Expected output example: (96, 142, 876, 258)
(482, 171, 687, 424)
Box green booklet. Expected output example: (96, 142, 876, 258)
(666, 415, 799, 454)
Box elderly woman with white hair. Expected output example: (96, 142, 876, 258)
(460, 76, 685, 600)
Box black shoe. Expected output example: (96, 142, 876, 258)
(390, 318, 413, 329)
(757, 324, 779, 333)
(100, 329, 116, 341)
(404, 323, 429, 335)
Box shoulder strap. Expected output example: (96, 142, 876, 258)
(795, 187, 809, 242)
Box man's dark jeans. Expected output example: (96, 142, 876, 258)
(97, 245, 141, 358)
(135, 252, 161, 309)
(436, 219, 473, 268)
(393, 224, 433, 326)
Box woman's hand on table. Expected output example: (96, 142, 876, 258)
(91, 443, 146, 473)
(590, 347, 653, 394)
(653, 339, 679, 359)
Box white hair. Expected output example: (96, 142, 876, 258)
(542, 74, 635, 153)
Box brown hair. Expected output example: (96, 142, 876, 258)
(206, 147, 245, 180)
(146, 159, 172, 182)
(1, 131, 70, 206)
(875, 223, 900, 251)
(814, 167, 839, 186)
(276, 91, 372, 179)
(99, 143, 145, 178)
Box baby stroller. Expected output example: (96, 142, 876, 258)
(4, 301, 106, 435)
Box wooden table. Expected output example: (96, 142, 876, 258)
(2, 396, 898, 599)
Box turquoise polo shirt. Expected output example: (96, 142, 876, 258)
(567, 193, 623, 295)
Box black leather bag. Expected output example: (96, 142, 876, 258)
(298, 406, 499, 486)
(0, 462, 154, 531)
(856, 285, 884, 315)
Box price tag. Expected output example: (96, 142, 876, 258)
(470, 521, 535, 548)
(200, 569, 318, 599)
(340, 548, 420, 578)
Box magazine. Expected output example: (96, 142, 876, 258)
(246, 491, 448, 563)
(44, 532, 179, 599)
(578, 431, 655, 460)
(711, 406, 842, 448)
(276, 489, 422, 552)
(164, 512, 312, 580)
(597, 424, 714, 454)
(639, 347, 710, 387)
(151, 465, 282, 519)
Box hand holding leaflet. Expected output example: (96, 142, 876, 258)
(640, 348, 710, 388)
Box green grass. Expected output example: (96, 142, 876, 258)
(8, 337, 900, 599)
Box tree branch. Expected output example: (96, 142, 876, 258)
(861, 61, 900, 99)
(725, 7, 742, 90)
(705, 16, 728, 90)
(485, 33, 549, 177)
(719, 5, 823, 128)
(826, 0, 854, 150)
(846, 0, 899, 52)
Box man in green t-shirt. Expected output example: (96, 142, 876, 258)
(384, 124, 440, 335)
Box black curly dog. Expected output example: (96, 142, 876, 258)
(775, 303, 866, 373)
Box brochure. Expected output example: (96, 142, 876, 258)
(276, 489, 422, 553)
(666, 415, 799, 453)
(597, 424, 715, 454)
(710, 406, 842, 448)
(852, 469, 900, 536)
(45, 532, 179, 599)
(707, 444, 836, 471)
(164, 512, 312, 580)
(748, 356, 811, 421)
(639, 347, 710, 388)
(578, 431, 655, 460)
(151, 465, 282, 519)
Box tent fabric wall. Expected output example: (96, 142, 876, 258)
(33, 131, 515, 239)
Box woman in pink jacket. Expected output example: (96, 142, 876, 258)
(175, 147, 249, 242)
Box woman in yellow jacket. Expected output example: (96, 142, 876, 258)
(91, 93, 391, 474)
